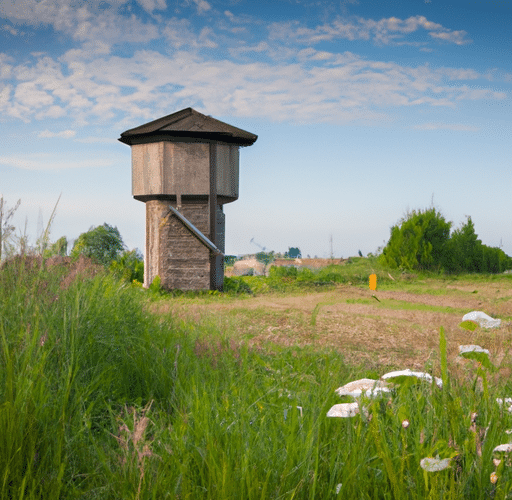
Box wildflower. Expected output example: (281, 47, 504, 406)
(493, 459, 501, 467)
(402, 419, 410, 429)
(496, 398, 512, 412)
(490, 472, 498, 484)
(420, 457, 451, 472)
(382, 369, 443, 388)
(327, 402, 360, 418)
(335, 484, 342, 495)
(335, 378, 391, 398)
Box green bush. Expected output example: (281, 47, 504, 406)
(381, 208, 451, 271)
(381, 210, 512, 274)
(71, 223, 125, 266)
(110, 248, 144, 282)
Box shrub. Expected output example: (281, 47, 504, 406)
(71, 223, 125, 266)
(380, 208, 451, 271)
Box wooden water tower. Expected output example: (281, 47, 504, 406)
(119, 108, 257, 291)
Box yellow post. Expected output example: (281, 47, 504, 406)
(369, 273, 377, 291)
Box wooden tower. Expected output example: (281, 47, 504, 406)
(119, 108, 257, 291)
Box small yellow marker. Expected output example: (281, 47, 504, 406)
(369, 273, 377, 291)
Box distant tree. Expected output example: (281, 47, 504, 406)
(256, 251, 275, 265)
(444, 217, 512, 274)
(71, 223, 125, 266)
(285, 247, 302, 259)
(380, 208, 451, 271)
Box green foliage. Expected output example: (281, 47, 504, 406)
(3, 259, 512, 498)
(381, 208, 451, 271)
(269, 264, 298, 278)
(71, 223, 125, 266)
(256, 250, 275, 265)
(224, 254, 237, 266)
(285, 247, 302, 258)
(43, 236, 68, 258)
(382, 210, 512, 274)
(110, 248, 144, 282)
(223, 276, 254, 294)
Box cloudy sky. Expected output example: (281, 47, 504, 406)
(1, 0, 511, 259)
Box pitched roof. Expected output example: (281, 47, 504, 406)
(119, 107, 257, 146)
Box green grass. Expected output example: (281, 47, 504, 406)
(2, 257, 512, 498)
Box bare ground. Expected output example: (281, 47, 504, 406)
(155, 279, 512, 375)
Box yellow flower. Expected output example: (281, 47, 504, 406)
(490, 472, 498, 484)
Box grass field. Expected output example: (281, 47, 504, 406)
(2, 255, 512, 499)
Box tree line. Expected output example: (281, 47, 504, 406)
(380, 207, 512, 274)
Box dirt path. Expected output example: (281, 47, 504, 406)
(157, 282, 512, 372)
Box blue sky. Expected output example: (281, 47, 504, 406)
(1, 0, 511, 259)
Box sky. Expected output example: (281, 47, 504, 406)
(1, 0, 511, 259)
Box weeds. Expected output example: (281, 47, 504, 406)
(2, 251, 512, 498)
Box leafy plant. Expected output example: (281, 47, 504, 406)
(71, 223, 125, 266)
(380, 207, 451, 271)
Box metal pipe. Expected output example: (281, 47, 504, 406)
(167, 205, 224, 256)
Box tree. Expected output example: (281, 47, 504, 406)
(256, 250, 275, 265)
(444, 217, 512, 274)
(71, 223, 125, 266)
(380, 208, 451, 271)
(0, 196, 21, 261)
(285, 247, 302, 259)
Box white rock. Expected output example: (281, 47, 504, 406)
(382, 369, 443, 388)
(327, 402, 360, 418)
(493, 444, 512, 454)
(459, 345, 490, 356)
(335, 378, 391, 398)
(462, 311, 501, 329)
(420, 457, 451, 472)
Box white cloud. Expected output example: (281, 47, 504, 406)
(269, 15, 471, 47)
(414, 122, 480, 131)
(0, 153, 116, 170)
(37, 129, 76, 138)
(136, 0, 167, 14)
(0, 47, 507, 126)
(191, 0, 211, 14)
(429, 30, 470, 45)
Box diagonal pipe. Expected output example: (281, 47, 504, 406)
(167, 205, 224, 257)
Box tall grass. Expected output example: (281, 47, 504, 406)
(2, 256, 512, 498)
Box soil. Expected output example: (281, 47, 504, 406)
(158, 281, 512, 375)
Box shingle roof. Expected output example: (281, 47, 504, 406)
(119, 107, 257, 146)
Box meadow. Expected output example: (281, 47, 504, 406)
(2, 255, 512, 499)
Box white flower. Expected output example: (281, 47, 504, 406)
(496, 398, 512, 413)
(402, 419, 410, 429)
